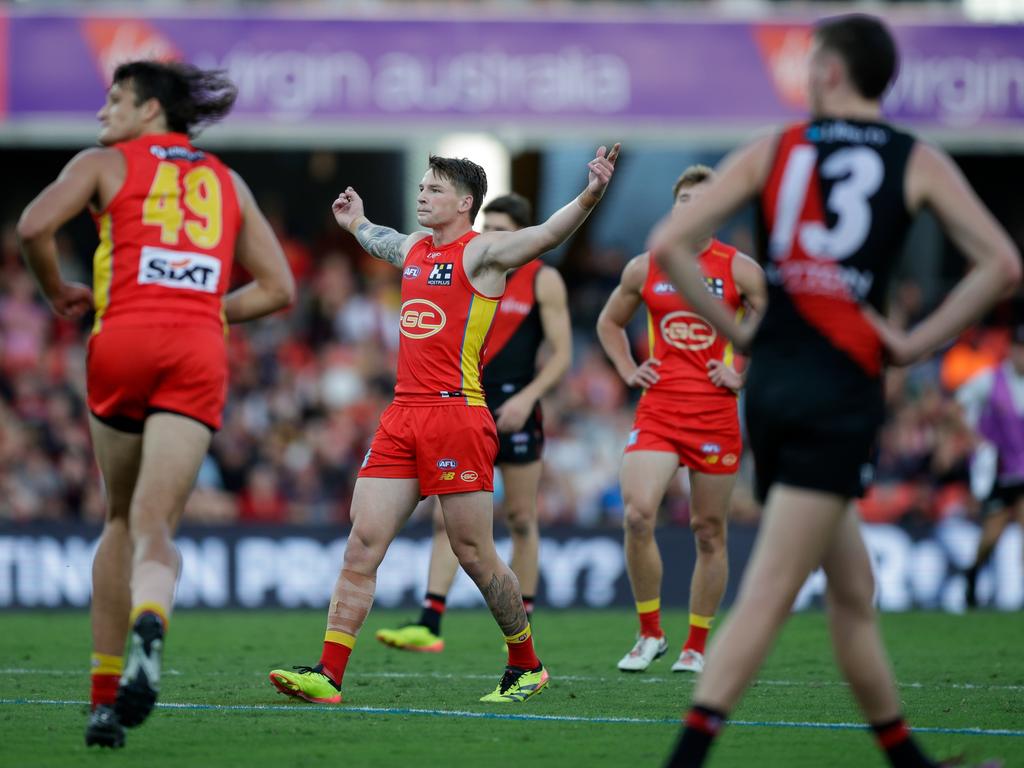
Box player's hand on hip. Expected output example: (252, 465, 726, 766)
(332, 187, 365, 230)
(707, 359, 741, 391)
(494, 392, 534, 433)
(586, 143, 621, 199)
(626, 358, 660, 389)
(863, 306, 920, 366)
(48, 281, 93, 320)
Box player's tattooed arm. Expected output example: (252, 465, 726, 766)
(332, 186, 412, 268)
(353, 221, 408, 268)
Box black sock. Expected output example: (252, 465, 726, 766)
(665, 705, 726, 768)
(523, 595, 535, 617)
(871, 718, 935, 768)
(417, 593, 446, 636)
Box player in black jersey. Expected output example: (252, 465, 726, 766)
(375, 193, 572, 652)
(652, 15, 1020, 768)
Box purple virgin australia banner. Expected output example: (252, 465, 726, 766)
(4, 12, 1024, 129)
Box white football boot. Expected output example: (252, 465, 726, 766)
(671, 648, 705, 673)
(617, 635, 669, 672)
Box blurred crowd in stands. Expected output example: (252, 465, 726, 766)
(0, 213, 1012, 530)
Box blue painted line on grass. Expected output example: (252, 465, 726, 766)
(2, 699, 1021, 738)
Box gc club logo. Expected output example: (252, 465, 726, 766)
(400, 299, 446, 339)
(661, 311, 717, 352)
(460, 471, 479, 482)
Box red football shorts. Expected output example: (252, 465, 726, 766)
(625, 398, 742, 475)
(87, 324, 228, 432)
(359, 403, 498, 496)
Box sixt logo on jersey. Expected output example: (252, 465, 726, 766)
(427, 263, 454, 286)
(436, 458, 458, 469)
(403, 265, 421, 280)
(703, 277, 725, 298)
(653, 282, 676, 294)
(138, 246, 221, 293)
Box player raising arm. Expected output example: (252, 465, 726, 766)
(268, 145, 618, 706)
(18, 61, 294, 749)
(375, 193, 572, 653)
(651, 15, 1020, 768)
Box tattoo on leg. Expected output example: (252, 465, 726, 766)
(480, 572, 528, 636)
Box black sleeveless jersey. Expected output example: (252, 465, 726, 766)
(481, 260, 545, 394)
(751, 118, 916, 428)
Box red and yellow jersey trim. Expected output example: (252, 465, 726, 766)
(91, 212, 114, 335)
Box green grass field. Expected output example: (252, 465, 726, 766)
(1, 609, 1021, 767)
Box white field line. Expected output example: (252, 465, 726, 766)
(1, 698, 1022, 738)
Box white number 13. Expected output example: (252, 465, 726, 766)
(770, 145, 884, 262)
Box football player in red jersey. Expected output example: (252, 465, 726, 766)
(652, 15, 1020, 768)
(18, 61, 295, 748)
(269, 145, 618, 705)
(598, 165, 764, 675)
(375, 193, 571, 653)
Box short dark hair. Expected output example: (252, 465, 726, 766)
(672, 164, 714, 200)
(482, 193, 533, 229)
(427, 155, 488, 221)
(814, 14, 898, 101)
(113, 60, 238, 137)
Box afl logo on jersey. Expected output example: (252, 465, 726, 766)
(400, 299, 446, 339)
(660, 311, 717, 352)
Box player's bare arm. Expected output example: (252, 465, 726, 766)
(17, 148, 120, 318)
(651, 136, 775, 351)
(467, 144, 620, 283)
(493, 266, 572, 433)
(596, 253, 660, 389)
(704, 250, 766, 392)
(223, 171, 296, 323)
(869, 143, 1022, 365)
(332, 186, 419, 268)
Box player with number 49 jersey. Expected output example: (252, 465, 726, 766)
(88, 132, 242, 431)
(92, 133, 241, 332)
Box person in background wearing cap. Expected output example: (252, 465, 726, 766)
(957, 323, 1024, 607)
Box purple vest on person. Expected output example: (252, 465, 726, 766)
(978, 364, 1024, 481)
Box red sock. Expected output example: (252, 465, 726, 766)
(637, 598, 664, 638)
(90, 674, 120, 710)
(522, 596, 535, 616)
(683, 613, 713, 654)
(319, 630, 355, 687)
(505, 625, 541, 669)
(90, 652, 123, 710)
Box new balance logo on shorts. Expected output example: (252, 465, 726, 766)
(138, 246, 221, 293)
(427, 263, 454, 286)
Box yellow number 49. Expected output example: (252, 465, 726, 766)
(142, 161, 223, 249)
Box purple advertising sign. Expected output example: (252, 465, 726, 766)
(4, 12, 1024, 129)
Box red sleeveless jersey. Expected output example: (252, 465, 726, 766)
(641, 239, 743, 407)
(90, 133, 241, 334)
(395, 231, 499, 407)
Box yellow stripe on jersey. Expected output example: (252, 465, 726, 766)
(459, 294, 499, 407)
(647, 310, 655, 358)
(722, 305, 746, 369)
(91, 213, 114, 335)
